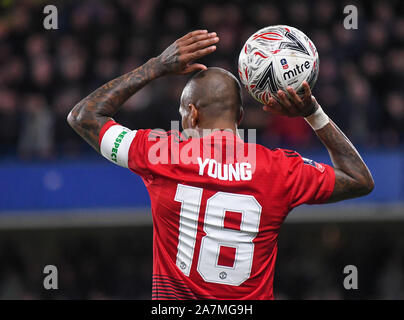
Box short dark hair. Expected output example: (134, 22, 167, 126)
(181, 67, 243, 122)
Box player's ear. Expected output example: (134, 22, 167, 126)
(189, 104, 199, 127)
(237, 106, 244, 126)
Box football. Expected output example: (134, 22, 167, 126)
(238, 25, 319, 104)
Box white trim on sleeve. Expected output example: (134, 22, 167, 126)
(100, 125, 137, 168)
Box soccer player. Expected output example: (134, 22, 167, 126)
(67, 30, 374, 299)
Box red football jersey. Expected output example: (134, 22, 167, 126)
(99, 120, 335, 300)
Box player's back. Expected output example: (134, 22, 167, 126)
(127, 129, 334, 300)
(99, 121, 334, 299)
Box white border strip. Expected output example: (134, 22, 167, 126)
(0, 207, 152, 229)
(0, 204, 403, 229)
(286, 203, 404, 223)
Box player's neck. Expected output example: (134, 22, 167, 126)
(194, 122, 239, 138)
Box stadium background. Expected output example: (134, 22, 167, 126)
(0, 0, 403, 299)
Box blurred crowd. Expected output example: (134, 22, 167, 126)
(1, 223, 403, 300)
(0, 227, 153, 299)
(0, 0, 403, 159)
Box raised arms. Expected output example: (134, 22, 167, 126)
(265, 82, 374, 202)
(67, 30, 219, 151)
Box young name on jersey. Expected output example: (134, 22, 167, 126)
(197, 157, 252, 181)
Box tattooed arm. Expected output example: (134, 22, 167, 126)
(67, 30, 219, 152)
(264, 81, 374, 202)
(315, 119, 374, 202)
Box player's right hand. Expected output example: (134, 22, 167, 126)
(263, 81, 319, 117)
(155, 30, 219, 76)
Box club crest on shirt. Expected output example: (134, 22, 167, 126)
(302, 157, 325, 173)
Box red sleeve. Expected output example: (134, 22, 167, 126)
(98, 121, 175, 179)
(127, 129, 175, 179)
(99, 121, 170, 179)
(280, 149, 335, 208)
(98, 120, 118, 146)
(127, 129, 152, 177)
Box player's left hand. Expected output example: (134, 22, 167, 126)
(155, 30, 219, 76)
(263, 81, 318, 117)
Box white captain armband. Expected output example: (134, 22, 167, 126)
(304, 101, 330, 131)
(100, 124, 137, 168)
